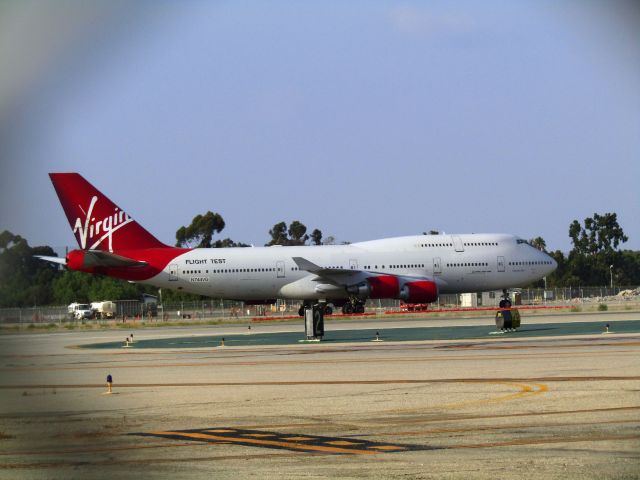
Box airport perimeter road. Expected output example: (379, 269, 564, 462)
(0, 312, 639, 479)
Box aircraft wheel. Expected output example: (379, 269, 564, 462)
(298, 306, 305, 317)
(324, 306, 333, 315)
(355, 303, 365, 314)
(342, 303, 354, 314)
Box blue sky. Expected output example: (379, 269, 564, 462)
(1, 0, 638, 252)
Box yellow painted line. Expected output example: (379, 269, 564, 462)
(207, 429, 236, 433)
(280, 436, 314, 441)
(369, 445, 406, 451)
(151, 431, 381, 455)
(325, 440, 363, 446)
(386, 381, 548, 414)
(241, 433, 276, 438)
(440, 382, 547, 409)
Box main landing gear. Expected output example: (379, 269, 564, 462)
(341, 299, 365, 315)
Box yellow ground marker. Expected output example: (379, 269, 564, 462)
(369, 445, 406, 451)
(151, 431, 381, 455)
(326, 440, 363, 446)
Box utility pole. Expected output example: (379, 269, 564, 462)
(609, 265, 614, 291)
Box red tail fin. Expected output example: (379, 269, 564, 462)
(49, 173, 167, 251)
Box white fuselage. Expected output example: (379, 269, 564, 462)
(145, 233, 556, 301)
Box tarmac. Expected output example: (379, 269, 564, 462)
(0, 310, 639, 479)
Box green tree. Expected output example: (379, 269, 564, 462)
(288, 221, 308, 245)
(529, 237, 547, 252)
(267, 221, 289, 246)
(176, 212, 226, 248)
(565, 213, 630, 286)
(569, 213, 628, 256)
(323, 235, 336, 245)
(213, 238, 250, 248)
(310, 229, 322, 246)
(51, 270, 150, 304)
(0, 231, 60, 307)
(267, 221, 322, 246)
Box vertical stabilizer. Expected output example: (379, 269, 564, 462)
(49, 173, 167, 251)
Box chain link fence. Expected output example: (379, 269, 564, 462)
(1, 286, 637, 326)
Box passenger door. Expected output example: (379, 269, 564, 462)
(497, 256, 505, 273)
(452, 236, 464, 252)
(433, 257, 442, 275)
(169, 264, 178, 281)
(276, 261, 285, 278)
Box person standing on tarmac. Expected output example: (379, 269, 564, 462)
(106, 374, 113, 394)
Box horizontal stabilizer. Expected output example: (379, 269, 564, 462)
(35, 251, 148, 269)
(34, 255, 67, 265)
(82, 250, 148, 268)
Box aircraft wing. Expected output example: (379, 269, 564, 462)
(292, 256, 377, 287)
(292, 256, 442, 289)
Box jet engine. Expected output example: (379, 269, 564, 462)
(347, 275, 400, 298)
(399, 280, 438, 303)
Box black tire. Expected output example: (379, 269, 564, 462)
(355, 304, 365, 314)
(324, 306, 333, 315)
(343, 304, 354, 315)
(298, 307, 305, 317)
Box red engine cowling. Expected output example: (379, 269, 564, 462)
(399, 281, 438, 304)
(367, 275, 400, 299)
(66, 250, 86, 271)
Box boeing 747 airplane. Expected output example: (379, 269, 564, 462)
(38, 173, 557, 316)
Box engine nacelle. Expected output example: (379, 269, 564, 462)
(399, 280, 438, 304)
(66, 250, 86, 271)
(367, 275, 400, 299)
(347, 275, 401, 299)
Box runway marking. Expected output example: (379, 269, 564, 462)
(370, 405, 640, 426)
(441, 382, 547, 409)
(5, 349, 638, 372)
(449, 433, 640, 449)
(379, 382, 547, 415)
(0, 451, 302, 469)
(3, 376, 635, 390)
(135, 427, 429, 455)
(0, 442, 207, 457)
(367, 418, 640, 437)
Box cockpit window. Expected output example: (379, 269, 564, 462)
(516, 239, 529, 245)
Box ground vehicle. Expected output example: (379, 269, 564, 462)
(91, 301, 116, 319)
(68, 303, 94, 320)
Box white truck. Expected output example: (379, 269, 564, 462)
(91, 301, 116, 319)
(68, 303, 94, 320)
